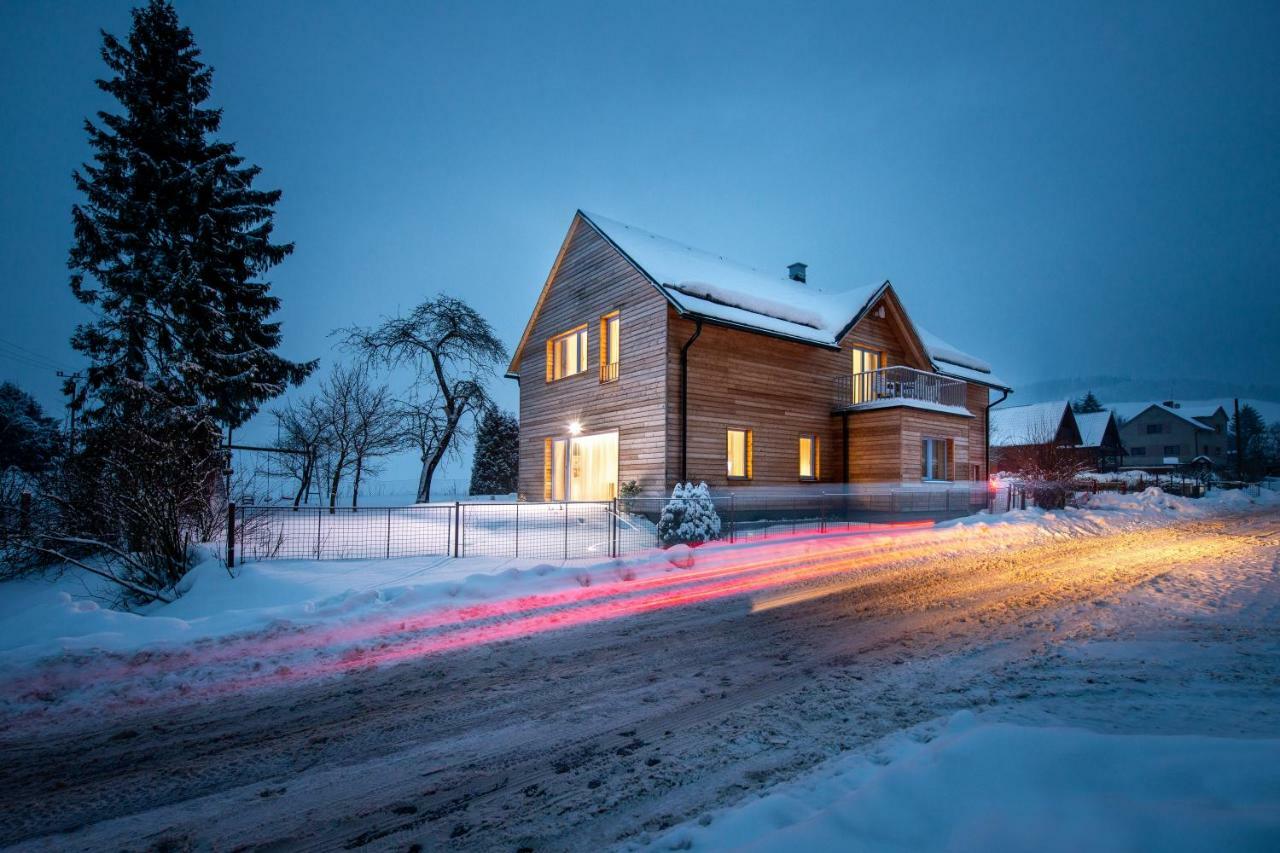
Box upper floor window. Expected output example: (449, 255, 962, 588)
(727, 428, 753, 479)
(599, 311, 620, 382)
(546, 325, 588, 381)
(1146, 423, 1163, 434)
(1130, 446, 1147, 456)
(799, 435, 819, 480)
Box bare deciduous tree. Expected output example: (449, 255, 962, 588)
(994, 415, 1090, 508)
(271, 396, 329, 508)
(342, 296, 507, 502)
(348, 374, 401, 509)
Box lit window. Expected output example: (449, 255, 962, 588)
(799, 435, 819, 480)
(550, 438, 565, 499)
(727, 429, 752, 479)
(547, 326, 588, 381)
(849, 347, 882, 403)
(921, 437, 951, 481)
(599, 312, 620, 382)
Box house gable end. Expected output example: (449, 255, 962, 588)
(507, 212, 665, 378)
(836, 284, 933, 371)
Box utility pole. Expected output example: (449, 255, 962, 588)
(57, 371, 84, 455)
(1234, 397, 1243, 481)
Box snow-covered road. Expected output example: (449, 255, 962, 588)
(1, 502, 1278, 850)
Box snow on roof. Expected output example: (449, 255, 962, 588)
(990, 401, 1072, 447)
(581, 211, 1008, 387)
(914, 327, 1010, 390)
(1074, 411, 1114, 448)
(1110, 398, 1280, 426)
(582, 212, 886, 346)
(1110, 401, 1214, 431)
(915, 328, 990, 373)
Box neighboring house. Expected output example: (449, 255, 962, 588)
(1112, 401, 1230, 471)
(988, 401, 1083, 473)
(505, 211, 1011, 501)
(1074, 410, 1125, 472)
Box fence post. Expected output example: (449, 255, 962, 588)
(730, 494, 736, 543)
(514, 502, 520, 558)
(19, 491, 31, 538)
(316, 507, 321, 559)
(563, 501, 569, 561)
(226, 500, 236, 568)
(610, 499, 617, 558)
(453, 502, 461, 558)
(385, 507, 391, 559)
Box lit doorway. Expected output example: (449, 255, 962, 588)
(568, 430, 618, 500)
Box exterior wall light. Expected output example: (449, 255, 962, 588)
(568, 420, 582, 435)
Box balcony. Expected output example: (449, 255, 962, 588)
(833, 366, 968, 413)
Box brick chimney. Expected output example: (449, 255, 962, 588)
(787, 262, 807, 284)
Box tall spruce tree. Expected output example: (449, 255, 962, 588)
(68, 0, 314, 429)
(468, 407, 519, 496)
(1073, 391, 1104, 414)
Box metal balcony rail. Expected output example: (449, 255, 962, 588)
(600, 360, 619, 383)
(834, 366, 966, 410)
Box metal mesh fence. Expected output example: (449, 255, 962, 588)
(236, 505, 454, 562)
(234, 487, 1002, 566)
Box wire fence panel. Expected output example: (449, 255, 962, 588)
(460, 502, 620, 560)
(234, 487, 1003, 565)
(237, 505, 453, 562)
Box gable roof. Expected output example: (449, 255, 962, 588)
(507, 211, 1007, 389)
(583, 211, 884, 347)
(990, 400, 1078, 447)
(1074, 410, 1117, 448)
(1116, 402, 1215, 432)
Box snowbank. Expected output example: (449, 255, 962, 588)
(659, 711, 1280, 852)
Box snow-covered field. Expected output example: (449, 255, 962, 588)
(1, 486, 1278, 850)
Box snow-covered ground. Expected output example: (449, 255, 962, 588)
(2, 487, 1263, 705)
(658, 711, 1280, 852)
(1, 486, 1277, 849)
(653, 488, 1280, 852)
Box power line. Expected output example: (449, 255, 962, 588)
(0, 348, 65, 373)
(0, 336, 72, 372)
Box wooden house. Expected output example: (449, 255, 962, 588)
(506, 211, 1011, 500)
(988, 401, 1084, 474)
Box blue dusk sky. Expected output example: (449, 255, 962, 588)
(1, 1, 1278, 488)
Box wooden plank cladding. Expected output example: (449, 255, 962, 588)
(514, 218, 669, 499)
(511, 212, 999, 498)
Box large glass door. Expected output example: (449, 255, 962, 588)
(568, 431, 618, 500)
(850, 347, 882, 403)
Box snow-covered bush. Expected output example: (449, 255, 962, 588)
(656, 482, 721, 548)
